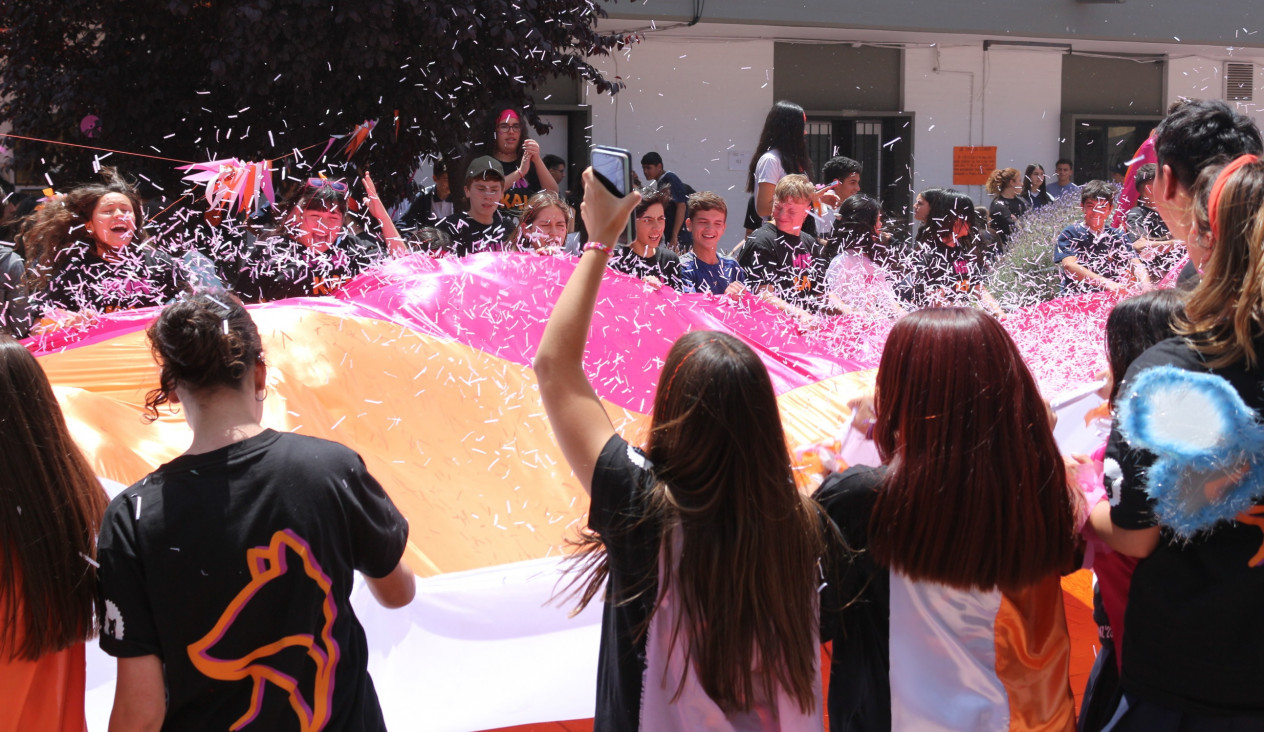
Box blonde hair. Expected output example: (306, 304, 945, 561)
(1177, 158, 1264, 368)
(773, 174, 814, 205)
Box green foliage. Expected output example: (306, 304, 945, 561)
(988, 197, 1082, 310)
(0, 0, 623, 203)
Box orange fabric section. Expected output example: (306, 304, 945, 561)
(0, 641, 87, 732)
(37, 309, 645, 576)
(1060, 570, 1097, 713)
(38, 309, 872, 578)
(994, 576, 1076, 732)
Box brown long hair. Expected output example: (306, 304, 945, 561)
(869, 308, 1077, 592)
(568, 330, 826, 713)
(0, 337, 107, 661)
(20, 168, 149, 292)
(144, 291, 263, 421)
(1178, 157, 1264, 369)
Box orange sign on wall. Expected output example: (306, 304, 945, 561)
(953, 146, 997, 185)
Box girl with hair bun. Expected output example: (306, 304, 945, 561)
(97, 291, 415, 731)
(20, 168, 199, 323)
(536, 170, 830, 729)
(0, 337, 107, 732)
(506, 190, 573, 254)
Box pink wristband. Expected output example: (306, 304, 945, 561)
(584, 241, 614, 255)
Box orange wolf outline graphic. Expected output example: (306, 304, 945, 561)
(1239, 505, 1264, 567)
(187, 529, 341, 732)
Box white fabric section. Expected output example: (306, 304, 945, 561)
(888, 572, 1009, 732)
(639, 533, 824, 731)
(87, 556, 602, 732)
(1050, 380, 1112, 456)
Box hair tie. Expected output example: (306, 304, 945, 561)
(1208, 154, 1259, 245)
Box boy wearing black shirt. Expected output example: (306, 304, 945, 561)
(609, 186, 682, 290)
(434, 156, 513, 256)
(736, 174, 834, 320)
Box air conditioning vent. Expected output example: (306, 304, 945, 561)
(1226, 62, 1254, 102)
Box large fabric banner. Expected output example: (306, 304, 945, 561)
(30, 254, 1115, 731)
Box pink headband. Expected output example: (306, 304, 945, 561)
(497, 109, 520, 125)
(1208, 154, 1260, 244)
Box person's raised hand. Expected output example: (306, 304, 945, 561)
(362, 172, 388, 219)
(522, 139, 541, 163)
(580, 167, 641, 248)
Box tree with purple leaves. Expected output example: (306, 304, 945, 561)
(0, 0, 623, 205)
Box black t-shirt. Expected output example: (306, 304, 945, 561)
(30, 241, 190, 316)
(398, 184, 456, 229)
(588, 434, 664, 732)
(813, 466, 892, 732)
(434, 211, 513, 257)
(988, 195, 1030, 246)
(736, 222, 828, 311)
(908, 232, 991, 307)
(1105, 336, 1264, 715)
(496, 158, 541, 216)
(97, 430, 409, 732)
(608, 245, 682, 290)
(226, 232, 384, 302)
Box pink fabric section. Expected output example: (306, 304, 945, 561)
(25, 252, 1174, 409)
(1111, 136, 1157, 228)
(335, 253, 868, 412)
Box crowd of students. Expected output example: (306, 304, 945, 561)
(3, 97, 1264, 732)
(0, 100, 1194, 343)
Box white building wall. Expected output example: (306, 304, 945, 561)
(903, 45, 1063, 204)
(1166, 55, 1264, 131)
(585, 38, 774, 249)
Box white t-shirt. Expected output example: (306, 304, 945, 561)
(754, 149, 785, 187)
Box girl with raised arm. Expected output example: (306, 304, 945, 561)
(535, 170, 828, 730)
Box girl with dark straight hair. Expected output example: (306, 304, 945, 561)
(815, 307, 1080, 731)
(911, 188, 1004, 314)
(0, 337, 108, 731)
(746, 100, 812, 221)
(537, 169, 828, 730)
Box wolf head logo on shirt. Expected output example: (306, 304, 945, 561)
(187, 529, 341, 732)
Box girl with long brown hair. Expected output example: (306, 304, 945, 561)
(1089, 154, 1264, 727)
(815, 307, 1080, 732)
(536, 169, 828, 730)
(0, 337, 108, 731)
